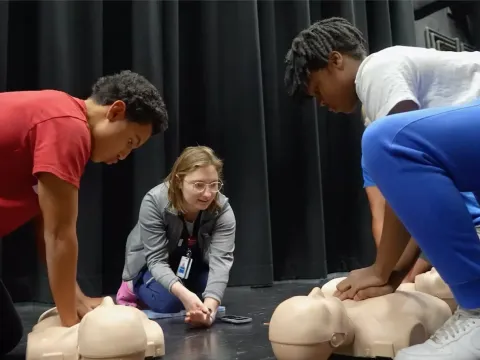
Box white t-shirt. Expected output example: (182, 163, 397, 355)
(356, 45, 480, 123)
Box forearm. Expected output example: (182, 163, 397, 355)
(44, 232, 78, 326)
(393, 238, 421, 273)
(373, 202, 411, 281)
(388, 238, 421, 288)
(372, 216, 419, 277)
(36, 216, 85, 298)
(148, 259, 182, 295)
(202, 262, 230, 305)
(170, 281, 191, 302)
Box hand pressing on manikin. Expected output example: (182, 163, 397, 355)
(77, 295, 103, 319)
(333, 265, 389, 301)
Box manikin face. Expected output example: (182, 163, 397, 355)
(90, 100, 152, 164)
(180, 165, 222, 213)
(307, 51, 359, 114)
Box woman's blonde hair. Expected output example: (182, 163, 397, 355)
(165, 146, 224, 214)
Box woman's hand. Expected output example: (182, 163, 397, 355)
(185, 309, 215, 328)
(333, 265, 388, 301)
(180, 291, 215, 327)
(181, 291, 209, 314)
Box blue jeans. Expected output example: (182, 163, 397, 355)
(133, 267, 209, 313)
(362, 99, 480, 310)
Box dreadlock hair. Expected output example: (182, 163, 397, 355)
(284, 17, 368, 100)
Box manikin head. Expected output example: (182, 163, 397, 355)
(28, 297, 155, 360)
(78, 298, 148, 360)
(414, 267, 456, 311)
(269, 287, 354, 360)
(165, 146, 224, 216)
(284, 17, 368, 113)
(86, 70, 169, 164)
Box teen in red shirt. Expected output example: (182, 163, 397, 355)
(0, 70, 168, 355)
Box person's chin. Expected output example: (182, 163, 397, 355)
(342, 102, 359, 114)
(90, 155, 102, 163)
(197, 201, 211, 209)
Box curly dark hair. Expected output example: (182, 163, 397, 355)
(90, 70, 168, 135)
(284, 17, 367, 100)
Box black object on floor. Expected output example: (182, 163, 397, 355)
(6, 280, 360, 360)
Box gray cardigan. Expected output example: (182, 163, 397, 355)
(121, 182, 236, 303)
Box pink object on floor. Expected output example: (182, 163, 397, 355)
(116, 281, 138, 307)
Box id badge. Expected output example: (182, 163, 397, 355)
(176, 256, 193, 279)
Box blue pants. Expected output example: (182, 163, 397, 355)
(362, 99, 480, 309)
(133, 267, 209, 313)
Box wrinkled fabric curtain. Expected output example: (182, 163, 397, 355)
(0, 0, 418, 303)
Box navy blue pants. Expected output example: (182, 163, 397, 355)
(362, 99, 480, 309)
(133, 267, 209, 313)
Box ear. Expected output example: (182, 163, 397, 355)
(106, 100, 127, 122)
(330, 333, 348, 348)
(328, 51, 344, 70)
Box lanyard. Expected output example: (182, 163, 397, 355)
(180, 211, 202, 258)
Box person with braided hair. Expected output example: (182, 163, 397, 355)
(285, 17, 480, 360)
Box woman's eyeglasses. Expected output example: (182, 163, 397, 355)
(189, 181, 223, 193)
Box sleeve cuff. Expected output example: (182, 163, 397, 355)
(377, 96, 420, 120)
(167, 277, 181, 293)
(202, 292, 222, 304)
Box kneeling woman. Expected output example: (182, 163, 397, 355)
(116, 146, 236, 328)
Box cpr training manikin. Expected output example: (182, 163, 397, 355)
(269, 268, 456, 360)
(26, 296, 165, 360)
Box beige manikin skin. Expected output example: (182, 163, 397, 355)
(269, 268, 455, 360)
(26, 297, 165, 360)
(414, 267, 457, 312)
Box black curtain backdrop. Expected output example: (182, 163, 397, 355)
(0, 0, 420, 303)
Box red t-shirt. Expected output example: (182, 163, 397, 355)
(0, 90, 91, 237)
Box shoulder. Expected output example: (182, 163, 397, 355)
(39, 91, 88, 125)
(8, 90, 87, 125)
(214, 193, 236, 224)
(31, 91, 91, 148)
(0, 90, 89, 138)
(28, 90, 90, 141)
(356, 46, 420, 82)
(216, 192, 230, 209)
(142, 182, 170, 213)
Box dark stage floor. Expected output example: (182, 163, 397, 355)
(7, 274, 361, 360)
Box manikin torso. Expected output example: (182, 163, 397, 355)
(269, 268, 454, 360)
(26, 297, 165, 360)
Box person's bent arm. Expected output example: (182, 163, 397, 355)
(365, 184, 421, 281)
(362, 96, 421, 282)
(33, 214, 90, 301)
(37, 172, 79, 327)
(29, 116, 90, 327)
(374, 100, 423, 280)
(202, 204, 236, 315)
(373, 202, 412, 281)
